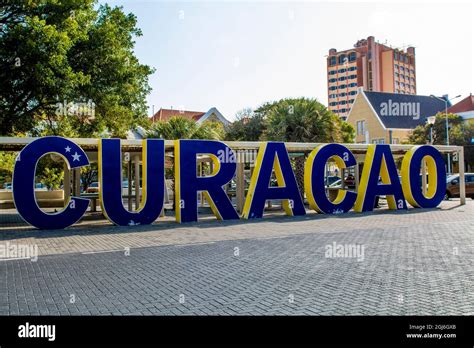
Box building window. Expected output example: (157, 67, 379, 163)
(338, 84, 347, 89)
(348, 66, 357, 71)
(329, 70, 337, 75)
(329, 86, 337, 91)
(348, 82, 357, 87)
(340, 100, 347, 105)
(356, 120, 366, 135)
(338, 76, 346, 81)
(372, 138, 385, 144)
(338, 68, 347, 73)
(338, 54, 347, 65)
(349, 90, 357, 95)
(394, 51, 398, 60)
(339, 92, 347, 97)
(391, 138, 399, 144)
(329, 78, 337, 83)
(348, 52, 357, 62)
(329, 56, 336, 66)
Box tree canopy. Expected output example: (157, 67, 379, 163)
(225, 108, 266, 141)
(225, 98, 355, 143)
(0, 0, 154, 137)
(408, 113, 474, 146)
(408, 112, 474, 167)
(147, 116, 224, 140)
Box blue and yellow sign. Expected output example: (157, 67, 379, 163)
(12, 137, 447, 229)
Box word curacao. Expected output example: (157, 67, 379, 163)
(12, 137, 446, 229)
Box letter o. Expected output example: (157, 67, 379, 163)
(401, 145, 446, 208)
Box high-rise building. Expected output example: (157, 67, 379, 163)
(327, 36, 416, 119)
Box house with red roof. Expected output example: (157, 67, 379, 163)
(150, 107, 230, 126)
(448, 94, 474, 124)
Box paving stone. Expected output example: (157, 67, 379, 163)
(0, 200, 473, 315)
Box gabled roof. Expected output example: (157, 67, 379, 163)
(448, 94, 474, 114)
(126, 126, 147, 140)
(363, 91, 446, 129)
(196, 107, 230, 126)
(149, 107, 230, 125)
(150, 108, 205, 123)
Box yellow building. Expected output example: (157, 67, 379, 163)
(347, 88, 446, 144)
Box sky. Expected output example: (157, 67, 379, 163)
(105, 0, 474, 121)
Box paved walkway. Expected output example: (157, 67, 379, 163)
(0, 200, 473, 315)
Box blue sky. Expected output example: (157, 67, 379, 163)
(106, 1, 473, 120)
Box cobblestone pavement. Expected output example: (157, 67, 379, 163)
(0, 200, 473, 315)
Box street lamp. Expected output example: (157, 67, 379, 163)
(429, 94, 461, 174)
(426, 116, 436, 144)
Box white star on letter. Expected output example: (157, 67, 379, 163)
(72, 152, 81, 162)
(65, 146, 71, 153)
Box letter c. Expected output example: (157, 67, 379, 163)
(12, 136, 90, 229)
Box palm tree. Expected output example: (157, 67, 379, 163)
(148, 116, 224, 140)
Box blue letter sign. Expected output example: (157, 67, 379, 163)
(354, 144, 407, 212)
(9, 137, 451, 229)
(401, 145, 446, 208)
(242, 142, 305, 219)
(305, 144, 357, 214)
(13, 136, 90, 229)
(99, 139, 165, 226)
(174, 140, 240, 223)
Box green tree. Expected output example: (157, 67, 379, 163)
(261, 97, 353, 143)
(81, 163, 98, 192)
(0, 1, 154, 137)
(40, 167, 64, 190)
(0, 152, 16, 184)
(148, 116, 224, 141)
(408, 113, 474, 169)
(408, 113, 469, 145)
(201, 120, 226, 141)
(225, 108, 266, 141)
